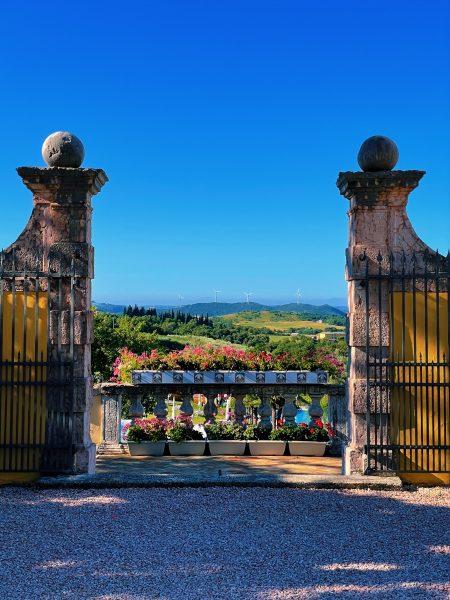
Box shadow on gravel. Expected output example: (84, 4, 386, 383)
(0, 487, 448, 599)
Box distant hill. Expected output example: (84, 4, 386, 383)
(93, 300, 345, 317)
(93, 302, 126, 314)
(179, 301, 345, 317)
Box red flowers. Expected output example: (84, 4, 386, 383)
(111, 344, 346, 384)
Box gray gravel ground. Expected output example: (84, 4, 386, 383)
(0, 487, 449, 600)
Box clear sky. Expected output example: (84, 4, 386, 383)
(0, 0, 449, 306)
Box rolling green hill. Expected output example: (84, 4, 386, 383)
(221, 310, 346, 333)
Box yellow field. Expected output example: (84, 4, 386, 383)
(222, 311, 344, 332)
(163, 334, 245, 349)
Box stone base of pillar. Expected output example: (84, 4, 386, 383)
(73, 443, 97, 474)
(343, 445, 367, 475)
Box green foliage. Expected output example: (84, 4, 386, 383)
(121, 392, 157, 419)
(243, 394, 261, 409)
(166, 417, 204, 443)
(244, 424, 270, 440)
(268, 427, 292, 441)
(204, 421, 246, 440)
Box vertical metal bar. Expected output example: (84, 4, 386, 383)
(9, 251, 16, 471)
(401, 252, 407, 472)
(412, 253, 418, 470)
(377, 252, 383, 469)
(364, 255, 371, 471)
(419, 352, 423, 471)
(443, 352, 447, 473)
(20, 272, 28, 471)
(429, 357, 435, 472)
(70, 259, 75, 361)
(435, 253, 441, 472)
(388, 253, 395, 470)
(31, 276, 38, 470)
(424, 251, 430, 471)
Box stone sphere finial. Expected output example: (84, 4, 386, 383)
(42, 131, 85, 168)
(357, 135, 399, 172)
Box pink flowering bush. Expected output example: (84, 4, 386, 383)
(112, 344, 345, 383)
(166, 416, 204, 442)
(123, 418, 167, 442)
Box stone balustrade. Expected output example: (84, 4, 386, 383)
(92, 381, 347, 456)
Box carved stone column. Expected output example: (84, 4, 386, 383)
(337, 136, 425, 474)
(103, 391, 122, 443)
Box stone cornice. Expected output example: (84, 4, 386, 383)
(336, 170, 425, 204)
(17, 166, 108, 197)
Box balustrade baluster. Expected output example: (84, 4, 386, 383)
(234, 394, 246, 424)
(179, 394, 194, 417)
(282, 394, 297, 425)
(128, 393, 145, 424)
(308, 391, 324, 426)
(203, 395, 217, 423)
(258, 394, 272, 431)
(154, 394, 168, 420)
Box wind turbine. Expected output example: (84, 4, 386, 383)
(213, 289, 221, 303)
(296, 289, 302, 305)
(244, 292, 253, 304)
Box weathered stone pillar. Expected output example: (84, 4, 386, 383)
(16, 134, 107, 474)
(337, 136, 425, 474)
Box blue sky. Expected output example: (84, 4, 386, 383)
(0, 0, 448, 306)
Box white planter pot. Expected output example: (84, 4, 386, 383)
(208, 440, 247, 456)
(288, 441, 327, 456)
(248, 441, 286, 456)
(168, 441, 206, 456)
(127, 441, 166, 456)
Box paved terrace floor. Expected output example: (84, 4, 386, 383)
(36, 455, 403, 490)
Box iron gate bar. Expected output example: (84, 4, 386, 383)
(0, 249, 75, 473)
(365, 250, 450, 474)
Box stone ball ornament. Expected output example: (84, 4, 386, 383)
(42, 131, 85, 168)
(357, 135, 399, 172)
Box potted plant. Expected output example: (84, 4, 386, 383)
(204, 421, 247, 455)
(287, 420, 333, 456)
(245, 424, 286, 456)
(166, 416, 206, 456)
(124, 418, 167, 456)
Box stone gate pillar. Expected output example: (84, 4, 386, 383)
(337, 136, 425, 474)
(16, 132, 107, 473)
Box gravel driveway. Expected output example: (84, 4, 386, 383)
(0, 487, 449, 599)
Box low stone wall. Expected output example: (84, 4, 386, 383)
(93, 382, 347, 456)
